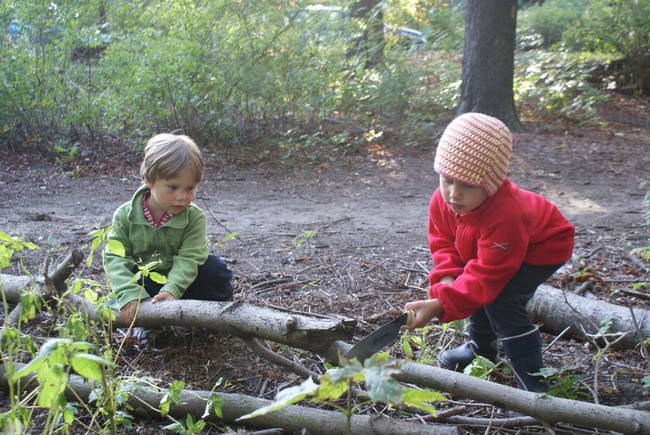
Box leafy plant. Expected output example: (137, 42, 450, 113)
(464, 355, 498, 379)
(400, 324, 438, 364)
(215, 232, 238, 248)
(537, 364, 589, 400)
(11, 338, 116, 433)
(237, 353, 446, 434)
(293, 229, 317, 248)
(0, 231, 39, 270)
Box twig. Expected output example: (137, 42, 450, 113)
(628, 306, 649, 362)
(617, 287, 650, 300)
(404, 284, 428, 292)
(627, 253, 649, 272)
(254, 280, 317, 295)
(198, 197, 238, 238)
(543, 325, 572, 353)
(584, 245, 603, 258)
(244, 337, 318, 380)
(248, 277, 292, 291)
(574, 279, 594, 295)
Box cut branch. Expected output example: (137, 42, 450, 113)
(324, 342, 650, 434)
(0, 363, 460, 435)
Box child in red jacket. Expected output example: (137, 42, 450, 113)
(404, 112, 574, 392)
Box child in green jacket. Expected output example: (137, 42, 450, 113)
(103, 133, 233, 326)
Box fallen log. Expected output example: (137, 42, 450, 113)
(0, 363, 460, 435)
(2, 275, 647, 350)
(0, 275, 355, 354)
(325, 341, 650, 434)
(529, 284, 649, 348)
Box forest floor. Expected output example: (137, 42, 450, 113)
(1, 92, 649, 433)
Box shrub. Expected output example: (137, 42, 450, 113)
(563, 0, 650, 93)
(517, 0, 587, 50)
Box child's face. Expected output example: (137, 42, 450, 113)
(439, 175, 488, 214)
(145, 168, 199, 216)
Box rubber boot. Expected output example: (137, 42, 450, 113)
(439, 330, 498, 372)
(501, 327, 547, 393)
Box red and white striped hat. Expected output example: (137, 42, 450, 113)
(434, 112, 512, 196)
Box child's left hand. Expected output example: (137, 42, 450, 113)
(152, 291, 177, 303)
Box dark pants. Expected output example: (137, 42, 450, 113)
(469, 263, 562, 340)
(143, 255, 233, 301)
(467, 262, 562, 392)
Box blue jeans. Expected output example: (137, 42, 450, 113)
(143, 255, 233, 301)
(469, 263, 562, 340)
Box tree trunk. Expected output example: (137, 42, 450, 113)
(347, 0, 384, 68)
(457, 0, 521, 130)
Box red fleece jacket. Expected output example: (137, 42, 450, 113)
(427, 179, 574, 323)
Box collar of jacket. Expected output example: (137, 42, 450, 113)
(126, 184, 190, 229)
(453, 179, 511, 223)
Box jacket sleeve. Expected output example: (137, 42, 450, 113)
(428, 190, 464, 284)
(429, 214, 530, 323)
(159, 210, 209, 298)
(103, 208, 150, 309)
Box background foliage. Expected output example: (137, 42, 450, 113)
(0, 0, 647, 151)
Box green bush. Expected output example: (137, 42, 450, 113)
(517, 0, 587, 50)
(563, 0, 650, 93)
(515, 50, 607, 123)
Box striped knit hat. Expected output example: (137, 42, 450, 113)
(434, 112, 512, 196)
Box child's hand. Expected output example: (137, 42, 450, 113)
(403, 299, 443, 330)
(151, 291, 177, 303)
(120, 300, 139, 326)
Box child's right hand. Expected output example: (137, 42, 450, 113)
(120, 300, 139, 326)
(152, 291, 176, 303)
(403, 299, 443, 330)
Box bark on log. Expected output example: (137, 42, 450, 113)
(529, 284, 649, 348)
(325, 341, 650, 434)
(0, 364, 460, 435)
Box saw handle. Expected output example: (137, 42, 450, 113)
(405, 309, 415, 326)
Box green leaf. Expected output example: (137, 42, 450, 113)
(106, 239, 125, 257)
(642, 375, 650, 388)
(463, 356, 496, 378)
(37, 363, 67, 409)
(162, 422, 184, 432)
(18, 292, 41, 322)
(148, 271, 167, 284)
(71, 353, 114, 381)
(11, 355, 46, 380)
(401, 388, 446, 415)
(203, 392, 224, 418)
(160, 380, 185, 416)
(64, 403, 77, 424)
(363, 353, 405, 403)
(37, 338, 72, 358)
(0, 245, 13, 269)
(237, 377, 319, 421)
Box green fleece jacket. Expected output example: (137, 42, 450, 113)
(103, 185, 209, 308)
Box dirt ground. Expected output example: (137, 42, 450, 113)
(1, 93, 649, 433)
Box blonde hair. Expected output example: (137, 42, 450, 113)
(140, 133, 204, 183)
